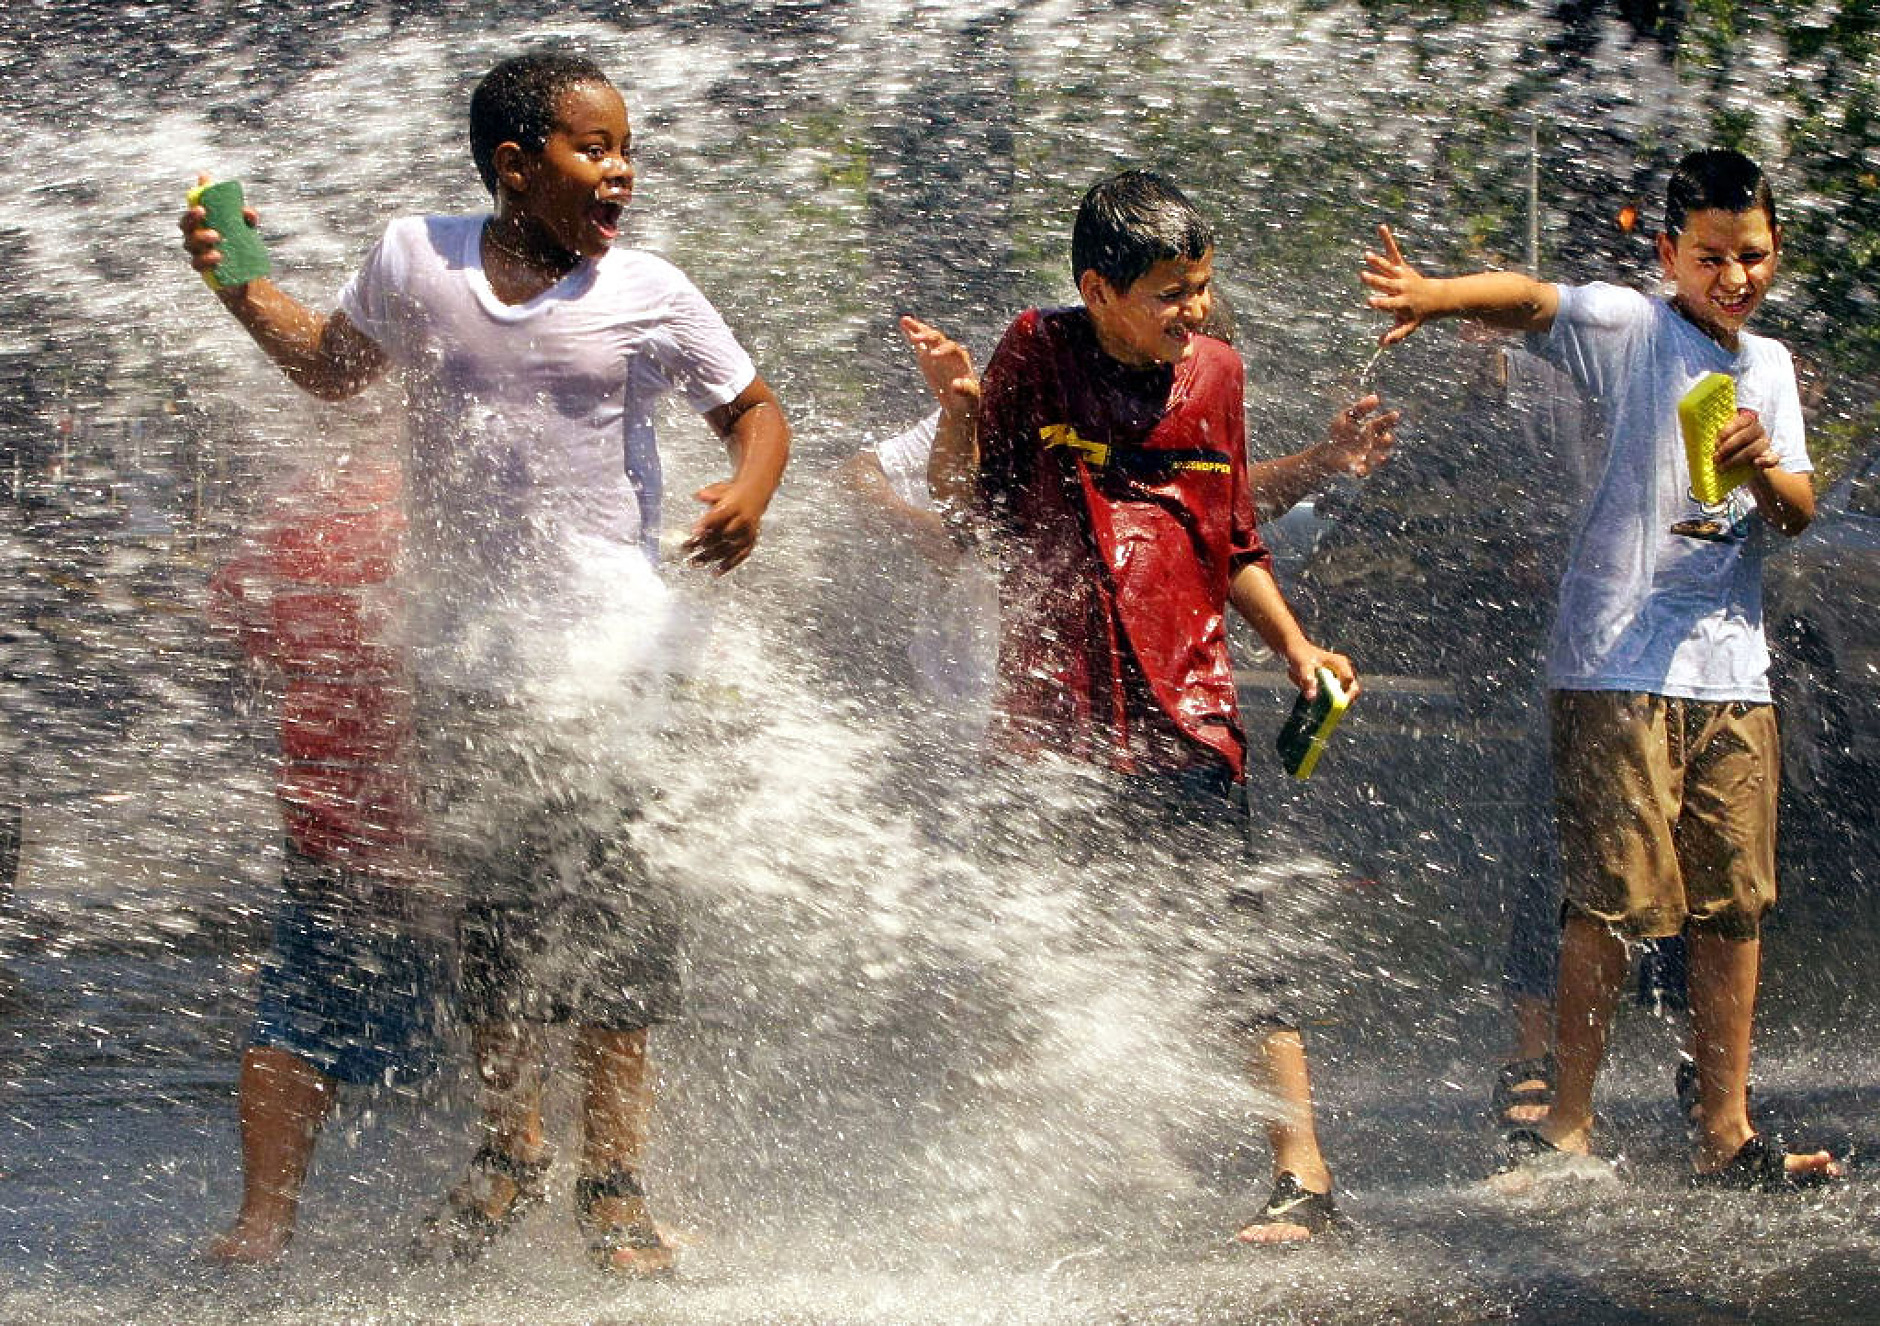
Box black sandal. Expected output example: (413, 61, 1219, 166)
(1692, 1133, 1840, 1192)
(408, 1143, 551, 1264)
(1494, 1125, 1564, 1173)
(1239, 1172, 1351, 1240)
(1491, 1054, 1554, 1128)
(575, 1166, 676, 1275)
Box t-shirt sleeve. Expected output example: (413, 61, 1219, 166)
(1750, 342, 1813, 475)
(1225, 360, 1272, 575)
(646, 272, 758, 415)
(975, 311, 1044, 530)
(1527, 281, 1645, 404)
(335, 218, 414, 361)
(871, 411, 940, 510)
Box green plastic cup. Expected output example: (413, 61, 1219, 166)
(189, 179, 271, 289)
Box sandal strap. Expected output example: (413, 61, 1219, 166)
(1491, 1055, 1555, 1112)
(1495, 1125, 1562, 1173)
(471, 1143, 551, 1195)
(1249, 1171, 1347, 1236)
(574, 1166, 671, 1263)
(574, 1166, 648, 1207)
(1691, 1132, 1830, 1192)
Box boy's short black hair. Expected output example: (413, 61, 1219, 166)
(1665, 148, 1778, 237)
(470, 50, 612, 196)
(1072, 170, 1214, 291)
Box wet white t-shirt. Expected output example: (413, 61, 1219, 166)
(1532, 282, 1812, 702)
(338, 215, 755, 691)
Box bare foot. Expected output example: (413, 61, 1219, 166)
(1236, 1216, 1315, 1245)
(203, 1219, 292, 1265)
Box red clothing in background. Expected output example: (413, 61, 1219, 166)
(210, 463, 414, 870)
(975, 306, 1269, 779)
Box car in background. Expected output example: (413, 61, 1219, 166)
(1768, 443, 1880, 804)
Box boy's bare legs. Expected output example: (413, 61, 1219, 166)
(1236, 1026, 1335, 1244)
(1687, 930, 1838, 1178)
(447, 1021, 549, 1216)
(204, 1045, 335, 1264)
(574, 1026, 652, 1175)
(1537, 913, 1628, 1153)
(573, 1025, 674, 1274)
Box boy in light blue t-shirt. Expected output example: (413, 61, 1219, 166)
(1362, 149, 1840, 1191)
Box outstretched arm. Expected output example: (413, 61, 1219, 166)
(1228, 561, 1359, 702)
(1247, 393, 1400, 519)
(1361, 224, 1559, 346)
(178, 180, 384, 401)
(900, 316, 983, 514)
(690, 376, 792, 573)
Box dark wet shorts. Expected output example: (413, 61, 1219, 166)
(454, 813, 683, 1031)
(420, 688, 683, 1032)
(250, 848, 444, 1087)
(1044, 761, 1326, 1035)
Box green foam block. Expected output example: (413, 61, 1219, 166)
(189, 179, 270, 289)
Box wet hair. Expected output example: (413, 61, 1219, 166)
(470, 50, 612, 196)
(1072, 170, 1214, 291)
(1665, 148, 1778, 238)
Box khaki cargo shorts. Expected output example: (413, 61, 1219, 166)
(1549, 689, 1778, 942)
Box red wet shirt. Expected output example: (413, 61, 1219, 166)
(975, 306, 1269, 778)
(209, 465, 414, 870)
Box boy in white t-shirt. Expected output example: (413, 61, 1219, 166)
(181, 50, 791, 1274)
(1362, 148, 1839, 1190)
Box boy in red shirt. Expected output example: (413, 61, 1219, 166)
(930, 169, 1361, 1242)
(204, 457, 439, 1264)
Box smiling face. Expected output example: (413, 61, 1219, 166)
(1081, 249, 1215, 369)
(1658, 206, 1780, 348)
(500, 80, 635, 259)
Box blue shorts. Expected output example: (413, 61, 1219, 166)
(250, 848, 445, 1087)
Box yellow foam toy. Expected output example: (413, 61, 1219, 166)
(1679, 372, 1752, 506)
(1276, 667, 1351, 781)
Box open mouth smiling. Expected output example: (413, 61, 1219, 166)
(589, 198, 626, 241)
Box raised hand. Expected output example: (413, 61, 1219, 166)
(899, 315, 981, 419)
(1360, 224, 1435, 347)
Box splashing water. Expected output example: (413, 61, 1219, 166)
(3, 4, 1879, 1323)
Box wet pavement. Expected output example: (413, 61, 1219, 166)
(3, 678, 1877, 1325)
